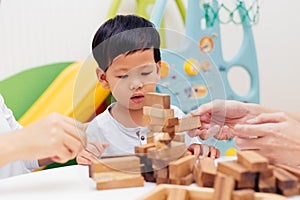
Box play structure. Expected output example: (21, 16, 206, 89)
(150, 0, 260, 155)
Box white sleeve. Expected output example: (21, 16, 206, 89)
(0, 95, 23, 130)
(0, 94, 39, 170)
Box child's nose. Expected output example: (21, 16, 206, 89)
(129, 78, 143, 90)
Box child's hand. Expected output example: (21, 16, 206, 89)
(187, 143, 220, 159)
(76, 141, 109, 165)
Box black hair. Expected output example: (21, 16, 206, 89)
(92, 15, 161, 71)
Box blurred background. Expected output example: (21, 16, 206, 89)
(0, 0, 299, 113)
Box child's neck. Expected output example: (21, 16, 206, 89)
(110, 103, 145, 128)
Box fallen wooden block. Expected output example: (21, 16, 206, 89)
(90, 156, 141, 175)
(94, 171, 144, 190)
(258, 176, 276, 193)
(144, 92, 170, 109)
(194, 157, 217, 187)
(137, 184, 286, 200)
(213, 173, 235, 200)
(276, 164, 300, 182)
(237, 151, 268, 172)
(260, 165, 275, 178)
(233, 189, 255, 200)
(274, 167, 298, 190)
(169, 155, 196, 179)
(280, 187, 299, 197)
(217, 160, 257, 181)
(236, 179, 256, 189)
(179, 173, 194, 185)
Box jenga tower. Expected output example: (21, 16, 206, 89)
(143, 92, 201, 147)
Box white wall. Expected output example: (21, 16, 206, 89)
(0, 0, 299, 112)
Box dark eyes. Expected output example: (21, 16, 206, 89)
(141, 71, 152, 76)
(117, 71, 152, 79)
(117, 75, 129, 79)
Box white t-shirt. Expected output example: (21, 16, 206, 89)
(0, 94, 39, 179)
(86, 103, 199, 156)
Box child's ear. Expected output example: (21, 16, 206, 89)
(96, 68, 109, 89)
(156, 62, 161, 81)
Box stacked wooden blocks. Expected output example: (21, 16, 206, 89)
(143, 92, 201, 146)
(135, 92, 202, 184)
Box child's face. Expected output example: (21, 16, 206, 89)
(97, 49, 160, 110)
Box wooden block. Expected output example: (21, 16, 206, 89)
(169, 155, 196, 179)
(274, 167, 298, 190)
(176, 115, 201, 132)
(232, 189, 255, 200)
(165, 117, 179, 127)
(143, 106, 174, 118)
(143, 116, 178, 127)
(170, 178, 181, 185)
(167, 188, 189, 200)
(156, 177, 169, 184)
(217, 160, 257, 181)
(280, 188, 299, 197)
(143, 115, 166, 126)
(153, 132, 172, 148)
(237, 151, 268, 172)
(195, 157, 217, 187)
(148, 125, 163, 132)
(162, 126, 176, 133)
(144, 92, 170, 109)
(260, 165, 274, 178)
(236, 179, 256, 189)
(213, 173, 235, 200)
(180, 173, 194, 185)
(258, 176, 276, 193)
(91, 156, 141, 174)
(95, 171, 144, 190)
(135, 143, 156, 153)
(276, 164, 300, 181)
(155, 167, 169, 179)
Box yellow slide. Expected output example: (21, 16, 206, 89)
(19, 61, 110, 126)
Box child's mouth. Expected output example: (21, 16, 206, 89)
(130, 95, 144, 104)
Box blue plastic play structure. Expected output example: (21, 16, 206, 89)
(150, 0, 260, 155)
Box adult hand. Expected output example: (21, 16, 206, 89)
(13, 113, 87, 164)
(234, 112, 300, 167)
(187, 143, 220, 159)
(76, 142, 109, 165)
(190, 100, 266, 140)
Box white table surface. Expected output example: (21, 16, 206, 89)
(0, 157, 299, 200)
(0, 165, 157, 200)
(0, 157, 236, 200)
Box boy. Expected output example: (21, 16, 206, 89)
(77, 15, 220, 165)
